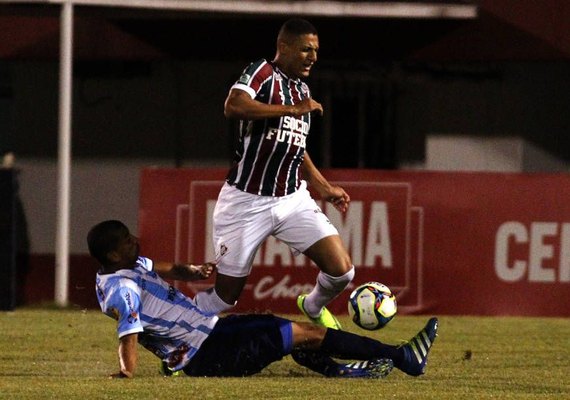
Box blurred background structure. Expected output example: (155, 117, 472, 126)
(0, 0, 569, 307)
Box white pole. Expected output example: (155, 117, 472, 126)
(55, 0, 73, 307)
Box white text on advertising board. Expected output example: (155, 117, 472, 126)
(495, 221, 570, 282)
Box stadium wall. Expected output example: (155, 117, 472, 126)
(136, 168, 570, 317)
(20, 167, 570, 317)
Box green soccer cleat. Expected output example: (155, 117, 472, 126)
(297, 294, 342, 330)
(159, 361, 181, 377)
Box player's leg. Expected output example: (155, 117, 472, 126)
(183, 314, 292, 377)
(291, 320, 396, 358)
(300, 234, 354, 328)
(290, 318, 439, 377)
(195, 183, 272, 314)
(184, 315, 390, 378)
(194, 274, 248, 314)
(275, 184, 354, 329)
(289, 322, 393, 378)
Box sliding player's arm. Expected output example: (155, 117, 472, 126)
(154, 261, 215, 282)
(109, 333, 138, 379)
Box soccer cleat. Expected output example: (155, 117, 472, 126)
(297, 294, 342, 330)
(159, 361, 181, 377)
(292, 350, 393, 378)
(336, 358, 394, 379)
(398, 317, 439, 376)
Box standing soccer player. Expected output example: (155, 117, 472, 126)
(195, 18, 354, 329)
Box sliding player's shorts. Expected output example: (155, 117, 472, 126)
(183, 314, 292, 377)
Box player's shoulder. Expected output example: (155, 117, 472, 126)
(241, 58, 274, 78)
(136, 256, 153, 272)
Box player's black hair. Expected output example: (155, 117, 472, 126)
(278, 18, 318, 39)
(87, 220, 128, 265)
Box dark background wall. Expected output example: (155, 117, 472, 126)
(1, 0, 570, 168)
(0, 0, 569, 256)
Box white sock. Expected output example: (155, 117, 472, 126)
(194, 288, 236, 314)
(303, 267, 355, 317)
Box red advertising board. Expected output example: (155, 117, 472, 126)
(139, 168, 570, 317)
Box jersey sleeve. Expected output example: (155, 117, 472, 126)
(231, 59, 273, 99)
(106, 281, 144, 339)
(137, 256, 154, 272)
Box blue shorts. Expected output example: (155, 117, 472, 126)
(183, 314, 293, 377)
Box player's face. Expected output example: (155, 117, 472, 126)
(281, 33, 319, 79)
(113, 230, 140, 267)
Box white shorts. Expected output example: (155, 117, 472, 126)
(212, 181, 339, 277)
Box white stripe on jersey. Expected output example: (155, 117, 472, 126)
(231, 82, 256, 99)
(243, 70, 276, 195)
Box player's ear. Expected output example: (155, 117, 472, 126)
(277, 39, 289, 56)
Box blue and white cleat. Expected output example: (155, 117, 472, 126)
(292, 351, 393, 379)
(337, 358, 394, 379)
(399, 317, 439, 376)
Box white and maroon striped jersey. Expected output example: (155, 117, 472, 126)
(227, 59, 312, 197)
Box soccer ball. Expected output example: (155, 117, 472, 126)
(348, 282, 397, 330)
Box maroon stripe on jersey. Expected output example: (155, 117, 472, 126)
(244, 77, 283, 194)
(272, 81, 307, 196)
(270, 79, 305, 196)
(274, 147, 299, 196)
(290, 82, 303, 103)
(249, 62, 273, 93)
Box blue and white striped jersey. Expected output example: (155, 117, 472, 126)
(95, 256, 218, 371)
(227, 59, 312, 197)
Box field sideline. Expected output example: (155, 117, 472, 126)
(1, 308, 569, 399)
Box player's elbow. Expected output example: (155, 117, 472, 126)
(223, 105, 237, 119)
(224, 101, 245, 119)
(224, 89, 253, 119)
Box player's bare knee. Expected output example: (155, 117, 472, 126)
(337, 252, 353, 274)
(214, 274, 248, 304)
(291, 322, 326, 349)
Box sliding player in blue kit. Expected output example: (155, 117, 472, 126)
(88, 220, 438, 379)
(195, 18, 355, 330)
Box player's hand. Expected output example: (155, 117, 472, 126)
(190, 262, 215, 280)
(109, 370, 132, 379)
(325, 185, 350, 213)
(291, 98, 323, 117)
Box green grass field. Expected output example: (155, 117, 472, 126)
(1, 308, 569, 399)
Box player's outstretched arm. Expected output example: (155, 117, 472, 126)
(154, 261, 215, 282)
(301, 152, 350, 213)
(110, 333, 138, 379)
(224, 89, 323, 120)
